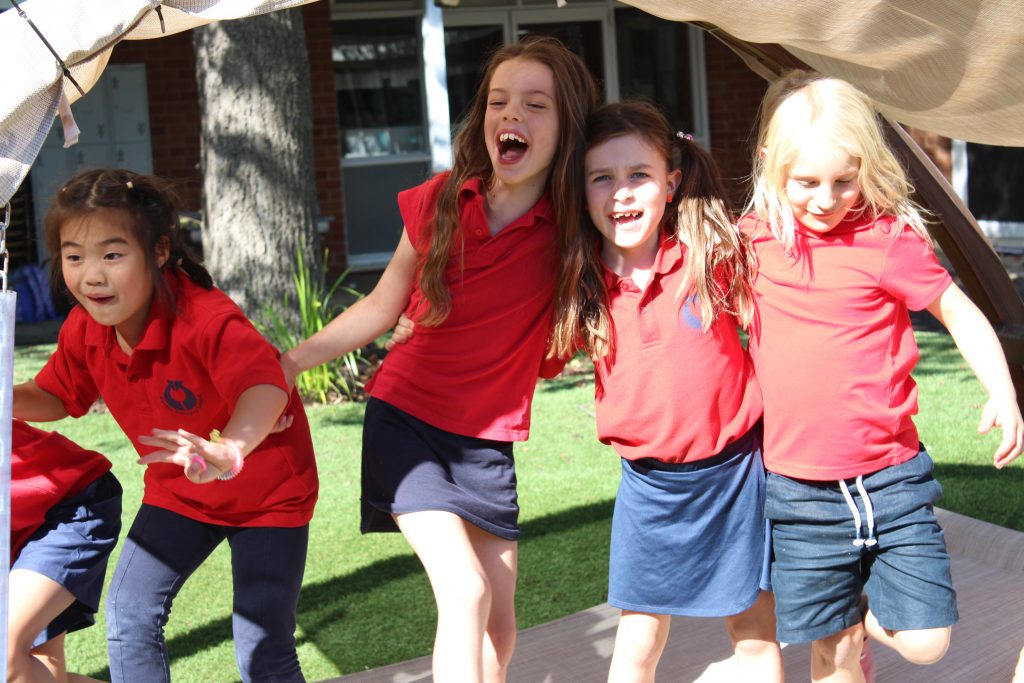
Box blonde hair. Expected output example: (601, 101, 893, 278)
(575, 101, 756, 360)
(748, 70, 930, 252)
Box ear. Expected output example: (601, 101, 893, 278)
(666, 169, 682, 201)
(154, 236, 171, 269)
(759, 146, 767, 160)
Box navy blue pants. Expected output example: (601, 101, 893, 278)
(106, 504, 309, 683)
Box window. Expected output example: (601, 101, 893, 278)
(333, 17, 427, 158)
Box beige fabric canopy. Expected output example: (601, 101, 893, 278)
(623, 0, 1024, 147)
(2, 0, 1023, 207)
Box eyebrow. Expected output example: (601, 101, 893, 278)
(587, 162, 656, 175)
(488, 88, 554, 99)
(60, 236, 131, 249)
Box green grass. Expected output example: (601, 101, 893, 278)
(12, 331, 1023, 680)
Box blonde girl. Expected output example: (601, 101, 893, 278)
(743, 70, 1023, 683)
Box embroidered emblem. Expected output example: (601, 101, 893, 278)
(162, 380, 202, 414)
(678, 294, 703, 330)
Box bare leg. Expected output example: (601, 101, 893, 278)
(724, 591, 783, 682)
(607, 611, 671, 683)
(811, 624, 866, 683)
(863, 609, 950, 664)
(8, 569, 76, 683)
(469, 528, 518, 683)
(395, 511, 517, 683)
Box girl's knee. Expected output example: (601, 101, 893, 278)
(894, 626, 951, 665)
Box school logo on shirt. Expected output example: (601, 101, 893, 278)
(678, 294, 703, 331)
(162, 380, 202, 415)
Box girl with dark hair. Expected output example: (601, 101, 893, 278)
(280, 35, 599, 683)
(14, 167, 318, 683)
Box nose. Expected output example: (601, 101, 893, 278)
(815, 184, 838, 210)
(83, 260, 106, 286)
(613, 184, 633, 202)
(502, 100, 522, 122)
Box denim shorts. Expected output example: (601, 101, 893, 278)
(765, 451, 957, 643)
(13, 472, 122, 647)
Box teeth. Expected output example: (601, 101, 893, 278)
(499, 132, 527, 144)
(612, 211, 642, 220)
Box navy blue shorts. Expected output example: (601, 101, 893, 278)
(766, 450, 958, 643)
(13, 472, 122, 647)
(608, 424, 770, 617)
(361, 397, 520, 540)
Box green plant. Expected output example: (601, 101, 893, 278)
(259, 249, 367, 402)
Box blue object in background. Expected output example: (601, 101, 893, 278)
(9, 265, 57, 324)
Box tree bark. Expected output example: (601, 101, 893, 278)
(194, 10, 319, 320)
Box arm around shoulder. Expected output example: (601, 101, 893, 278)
(926, 282, 1024, 467)
(281, 229, 420, 384)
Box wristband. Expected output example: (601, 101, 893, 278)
(210, 430, 245, 481)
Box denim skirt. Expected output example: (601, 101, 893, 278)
(608, 424, 769, 617)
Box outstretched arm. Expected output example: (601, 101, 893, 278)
(280, 229, 419, 386)
(138, 383, 290, 483)
(926, 282, 1024, 468)
(12, 381, 69, 422)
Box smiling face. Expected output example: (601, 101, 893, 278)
(483, 57, 559, 195)
(585, 133, 680, 271)
(59, 208, 168, 350)
(784, 139, 862, 234)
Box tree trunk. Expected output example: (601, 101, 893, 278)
(194, 10, 319, 321)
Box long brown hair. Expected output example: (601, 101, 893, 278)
(44, 168, 212, 311)
(418, 34, 600, 342)
(576, 101, 756, 359)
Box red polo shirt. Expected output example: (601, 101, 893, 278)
(11, 419, 113, 559)
(595, 237, 763, 462)
(743, 212, 953, 480)
(35, 272, 318, 527)
(366, 173, 559, 441)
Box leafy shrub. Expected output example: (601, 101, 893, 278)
(259, 249, 369, 403)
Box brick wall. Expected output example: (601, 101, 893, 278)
(109, 2, 346, 267)
(703, 35, 767, 210)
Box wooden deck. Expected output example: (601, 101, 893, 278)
(326, 508, 1024, 682)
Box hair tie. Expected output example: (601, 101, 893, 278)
(676, 131, 693, 142)
(125, 181, 134, 190)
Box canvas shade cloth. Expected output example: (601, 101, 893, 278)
(2, 0, 1023, 207)
(0, 0, 316, 208)
(621, 0, 1024, 148)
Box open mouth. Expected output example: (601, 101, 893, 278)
(497, 131, 529, 163)
(611, 210, 643, 225)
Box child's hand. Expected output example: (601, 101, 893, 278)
(270, 413, 294, 434)
(138, 428, 240, 484)
(386, 313, 415, 350)
(279, 354, 300, 391)
(978, 395, 1024, 468)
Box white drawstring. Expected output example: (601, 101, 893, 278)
(839, 476, 877, 548)
(856, 476, 878, 547)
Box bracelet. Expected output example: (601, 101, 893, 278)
(209, 430, 245, 481)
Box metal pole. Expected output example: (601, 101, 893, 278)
(0, 202, 14, 682)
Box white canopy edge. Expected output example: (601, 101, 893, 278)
(0, 0, 316, 207)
